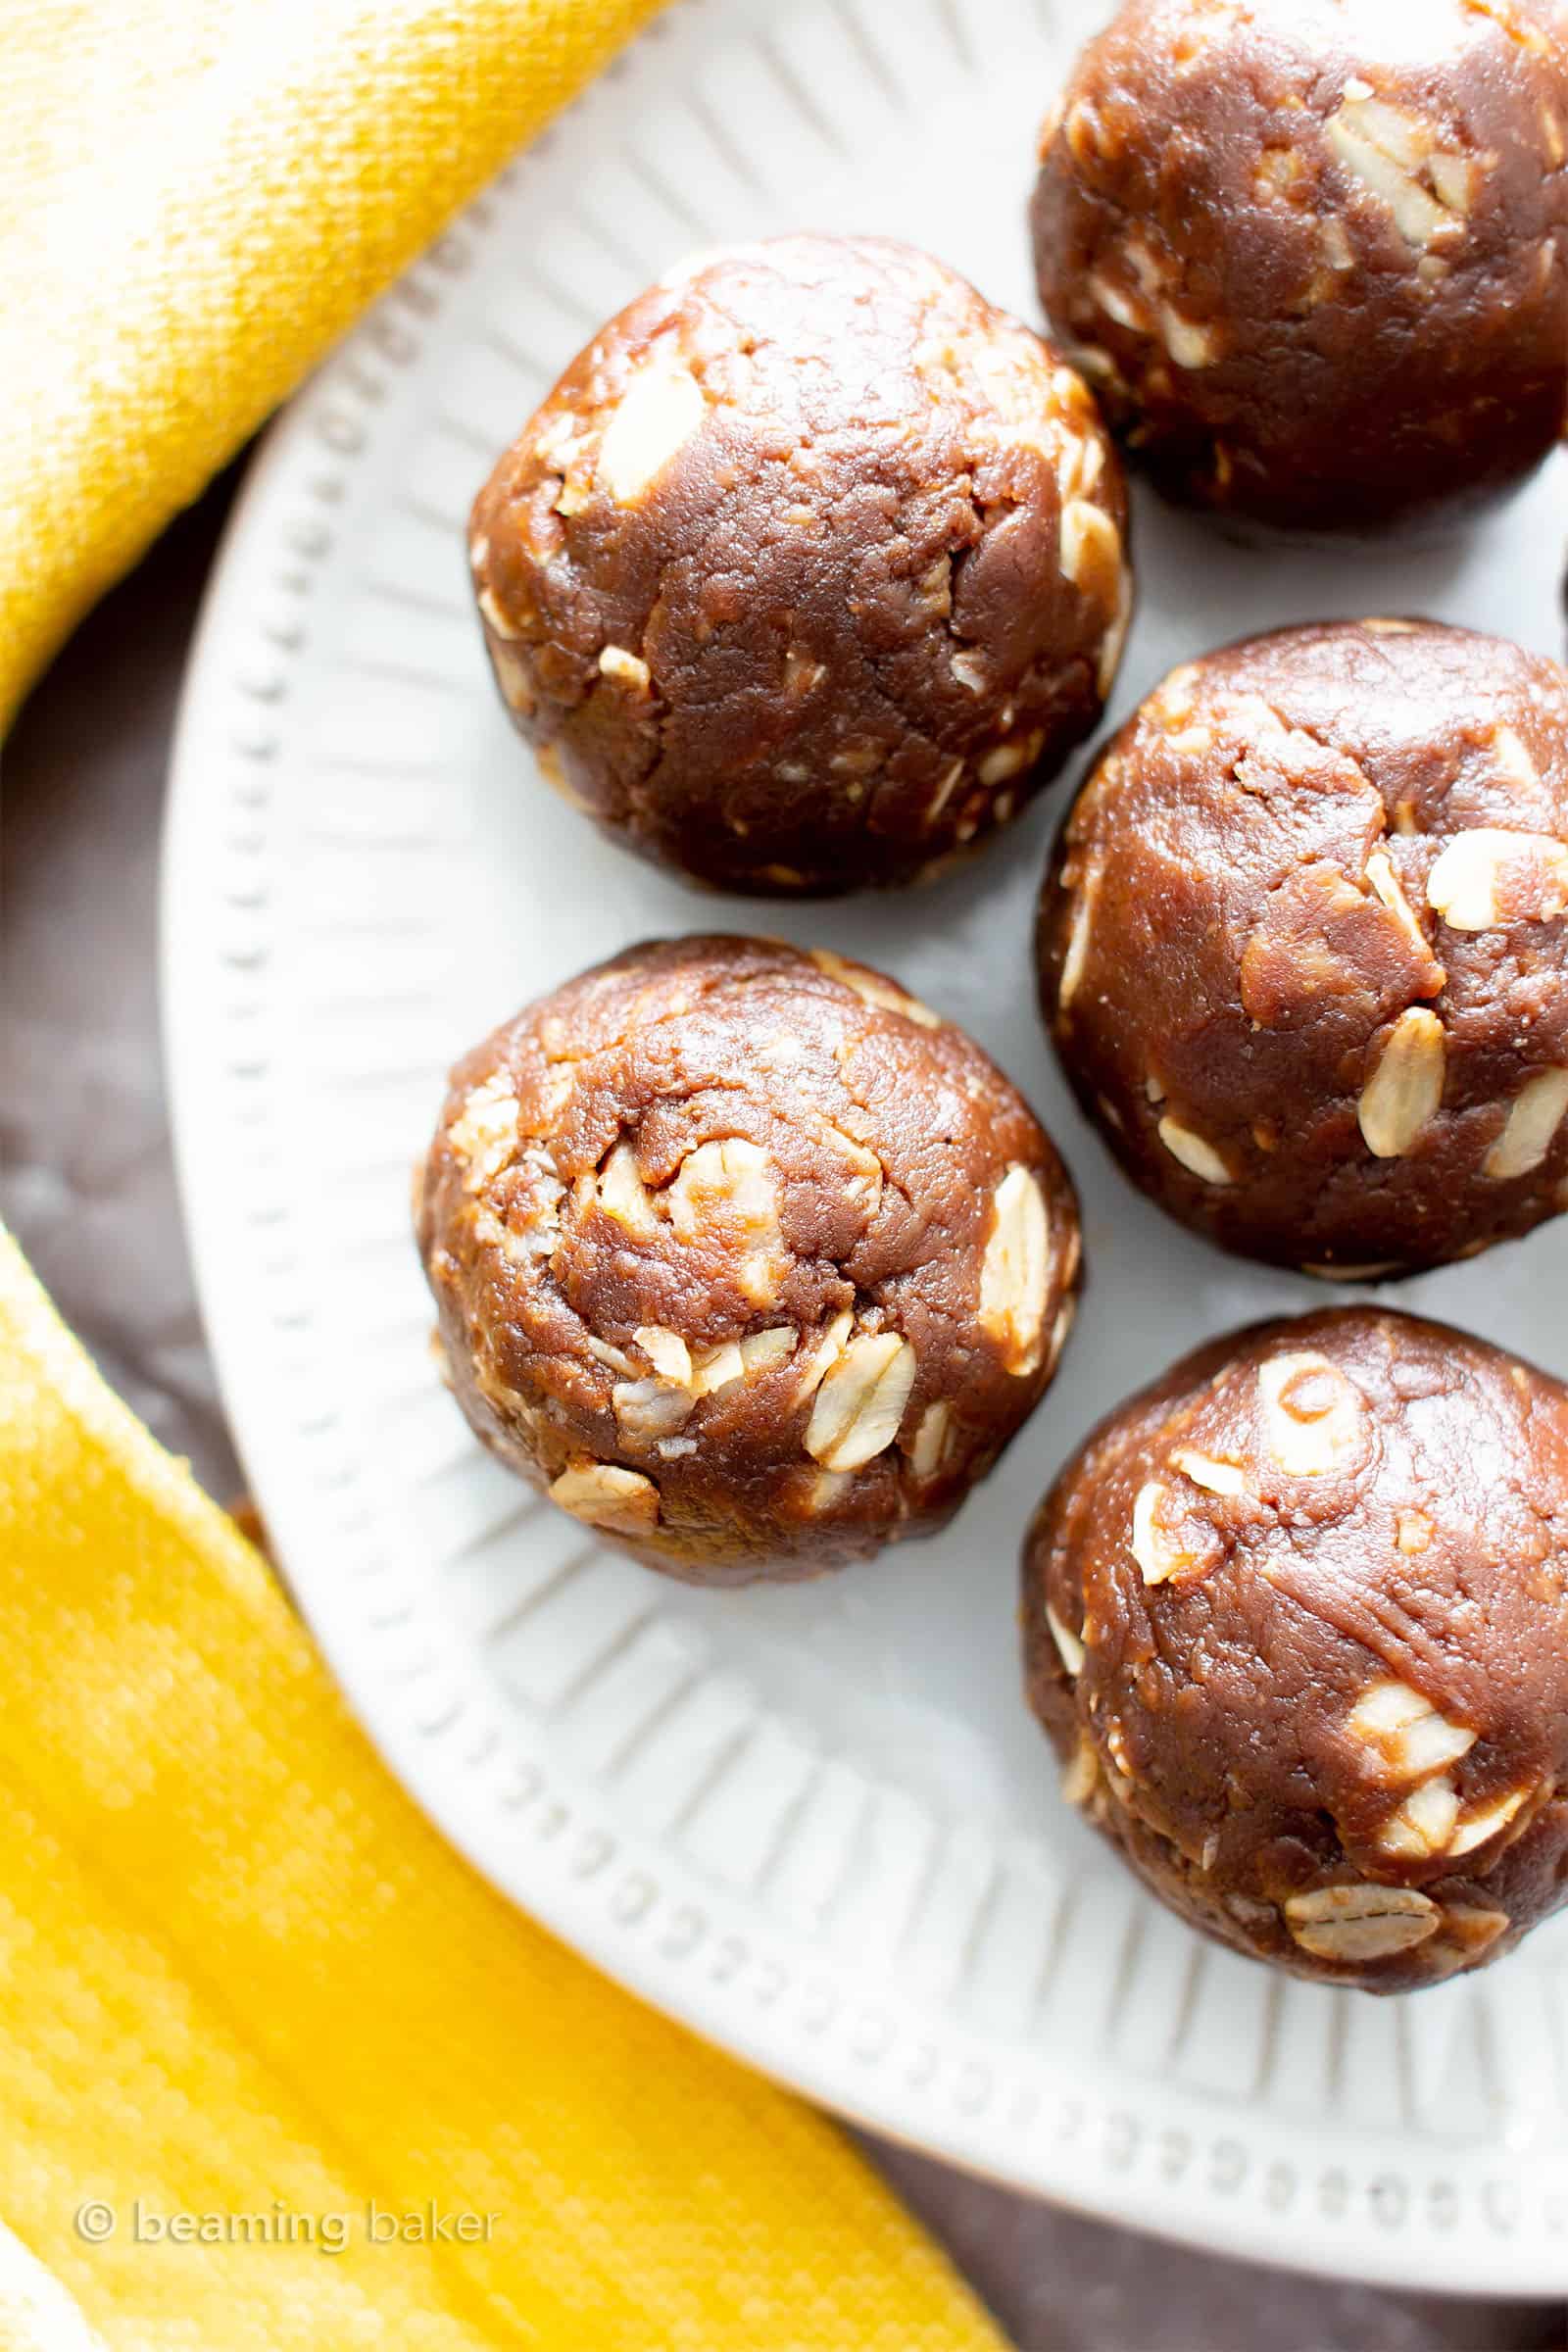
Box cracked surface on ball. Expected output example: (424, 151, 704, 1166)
(1037, 620, 1568, 1280)
(1031, 0, 1568, 531)
(469, 235, 1130, 894)
(417, 936, 1082, 1584)
(1022, 1308, 1568, 1991)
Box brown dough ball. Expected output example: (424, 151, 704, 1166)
(1022, 1307, 1568, 1991)
(469, 235, 1130, 894)
(1037, 620, 1568, 1280)
(1031, 0, 1568, 532)
(417, 936, 1082, 1584)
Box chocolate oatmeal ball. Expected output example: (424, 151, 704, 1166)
(1031, 0, 1568, 532)
(469, 236, 1130, 894)
(1023, 1308, 1568, 1991)
(1038, 620, 1568, 1280)
(417, 936, 1082, 1584)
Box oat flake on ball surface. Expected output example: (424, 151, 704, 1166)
(417, 936, 1083, 1585)
(469, 235, 1130, 894)
(1037, 619, 1568, 1280)
(1031, 0, 1568, 532)
(1022, 1308, 1568, 1992)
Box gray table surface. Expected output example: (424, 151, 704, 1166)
(4, 475, 1563, 2352)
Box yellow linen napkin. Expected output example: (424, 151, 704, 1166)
(0, 0, 678, 731)
(0, 1228, 1004, 2349)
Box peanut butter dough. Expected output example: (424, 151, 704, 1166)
(1023, 1308, 1568, 1990)
(418, 936, 1083, 1583)
(1038, 621, 1568, 1279)
(1032, 0, 1568, 531)
(470, 236, 1130, 892)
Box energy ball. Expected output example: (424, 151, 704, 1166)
(469, 235, 1131, 894)
(1031, 0, 1568, 532)
(1038, 620, 1568, 1280)
(1022, 1308, 1568, 1991)
(417, 936, 1082, 1584)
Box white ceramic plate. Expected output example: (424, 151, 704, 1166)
(164, 0, 1568, 2293)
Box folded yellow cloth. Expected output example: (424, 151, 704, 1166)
(1, 0, 681, 731)
(0, 1230, 1004, 2349)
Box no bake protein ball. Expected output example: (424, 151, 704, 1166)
(417, 936, 1082, 1584)
(1022, 1308, 1568, 1991)
(469, 235, 1131, 893)
(1038, 620, 1568, 1279)
(1030, 0, 1568, 531)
